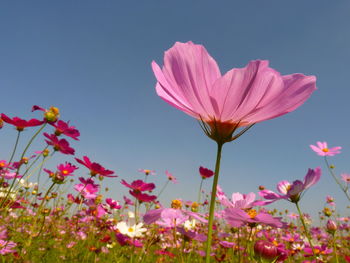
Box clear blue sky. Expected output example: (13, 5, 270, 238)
(1, 1, 349, 217)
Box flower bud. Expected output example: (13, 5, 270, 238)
(254, 240, 278, 260)
(326, 219, 337, 233)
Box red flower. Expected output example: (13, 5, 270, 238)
(44, 133, 75, 155)
(121, 179, 155, 192)
(199, 166, 214, 179)
(130, 191, 157, 202)
(51, 120, 80, 140)
(75, 156, 117, 177)
(1, 113, 44, 131)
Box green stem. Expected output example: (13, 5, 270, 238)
(324, 157, 350, 201)
(197, 178, 204, 204)
(19, 123, 47, 161)
(157, 180, 169, 199)
(295, 202, 315, 256)
(205, 142, 223, 263)
(8, 131, 21, 165)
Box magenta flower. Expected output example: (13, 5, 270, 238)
(199, 166, 214, 179)
(310, 141, 341, 156)
(44, 133, 75, 155)
(106, 198, 122, 210)
(75, 156, 116, 177)
(121, 179, 155, 192)
(152, 41, 316, 143)
(57, 162, 78, 177)
(259, 167, 321, 204)
(52, 120, 80, 140)
(1, 113, 44, 131)
(224, 207, 284, 228)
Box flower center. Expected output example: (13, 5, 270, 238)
(247, 209, 257, 219)
(128, 227, 134, 232)
(322, 148, 329, 152)
(62, 170, 69, 175)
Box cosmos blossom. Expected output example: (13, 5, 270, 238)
(44, 133, 75, 155)
(224, 207, 284, 228)
(310, 141, 341, 156)
(152, 41, 316, 143)
(0, 113, 44, 131)
(340, 173, 350, 184)
(75, 156, 116, 177)
(258, 167, 321, 204)
(52, 120, 80, 140)
(57, 162, 78, 177)
(199, 166, 214, 179)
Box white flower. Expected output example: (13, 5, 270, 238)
(183, 219, 196, 231)
(116, 221, 147, 238)
(17, 179, 37, 189)
(128, 211, 135, 218)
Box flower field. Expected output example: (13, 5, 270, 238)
(0, 42, 350, 263)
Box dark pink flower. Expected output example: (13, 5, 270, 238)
(106, 198, 121, 210)
(254, 240, 278, 260)
(44, 133, 75, 155)
(129, 191, 157, 202)
(199, 166, 214, 179)
(75, 156, 116, 177)
(1, 113, 44, 131)
(121, 179, 155, 192)
(57, 162, 78, 177)
(51, 120, 80, 140)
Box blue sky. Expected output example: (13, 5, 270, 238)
(1, 1, 349, 218)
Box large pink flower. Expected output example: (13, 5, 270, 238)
(152, 42, 316, 143)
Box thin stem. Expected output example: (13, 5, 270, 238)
(205, 142, 223, 263)
(295, 202, 315, 255)
(157, 180, 169, 199)
(8, 131, 21, 165)
(324, 157, 350, 201)
(197, 178, 204, 204)
(19, 123, 47, 161)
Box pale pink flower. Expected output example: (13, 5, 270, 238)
(340, 173, 350, 184)
(310, 141, 341, 156)
(152, 41, 316, 143)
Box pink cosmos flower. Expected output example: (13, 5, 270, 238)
(57, 162, 78, 177)
(44, 133, 75, 155)
(152, 41, 316, 143)
(0, 113, 44, 131)
(340, 173, 350, 184)
(121, 179, 155, 192)
(0, 240, 17, 255)
(52, 120, 80, 140)
(0, 160, 10, 170)
(259, 167, 321, 204)
(0, 170, 21, 180)
(310, 141, 341, 156)
(216, 188, 259, 209)
(75, 156, 116, 177)
(199, 166, 214, 179)
(106, 198, 122, 210)
(224, 207, 284, 228)
(74, 177, 99, 199)
(166, 170, 178, 183)
(303, 244, 332, 257)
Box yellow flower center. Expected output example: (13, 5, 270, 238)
(62, 170, 69, 175)
(171, 199, 182, 209)
(247, 209, 257, 219)
(322, 148, 329, 152)
(128, 227, 134, 232)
